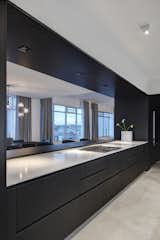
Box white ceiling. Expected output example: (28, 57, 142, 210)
(7, 62, 90, 98)
(10, 0, 160, 94)
(7, 61, 114, 106)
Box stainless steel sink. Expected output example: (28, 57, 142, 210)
(80, 145, 121, 153)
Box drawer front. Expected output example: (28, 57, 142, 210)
(80, 146, 145, 194)
(80, 168, 110, 193)
(17, 159, 145, 240)
(16, 166, 81, 232)
(81, 156, 110, 179)
(16, 196, 82, 240)
(16, 145, 147, 235)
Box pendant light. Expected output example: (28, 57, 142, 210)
(18, 102, 24, 108)
(18, 100, 29, 117)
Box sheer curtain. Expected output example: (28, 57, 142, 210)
(40, 98, 53, 143)
(91, 103, 98, 143)
(83, 101, 90, 140)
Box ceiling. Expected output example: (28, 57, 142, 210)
(7, 61, 114, 106)
(10, 0, 160, 94)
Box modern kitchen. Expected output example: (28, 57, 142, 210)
(1, 1, 160, 240)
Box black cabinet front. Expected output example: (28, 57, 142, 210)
(7, 144, 148, 240)
(16, 166, 81, 232)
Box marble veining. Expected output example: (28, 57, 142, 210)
(7, 141, 147, 187)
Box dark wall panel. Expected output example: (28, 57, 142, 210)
(148, 95, 160, 163)
(115, 93, 149, 141)
(7, 2, 115, 97)
(0, 1, 7, 240)
(7, 2, 146, 99)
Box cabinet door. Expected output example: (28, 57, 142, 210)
(7, 189, 16, 240)
(16, 166, 81, 232)
(80, 155, 110, 179)
(16, 196, 82, 240)
(16, 151, 146, 240)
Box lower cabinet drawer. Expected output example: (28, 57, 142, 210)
(16, 196, 82, 240)
(81, 155, 111, 178)
(80, 168, 109, 194)
(16, 161, 145, 240)
(16, 166, 81, 232)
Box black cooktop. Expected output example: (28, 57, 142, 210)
(80, 146, 121, 153)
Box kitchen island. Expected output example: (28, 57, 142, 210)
(7, 141, 148, 240)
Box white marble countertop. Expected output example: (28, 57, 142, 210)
(7, 141, 147, 187)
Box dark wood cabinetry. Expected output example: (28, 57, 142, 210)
(16, 167, 81, 232)
(8, 144, 148, 240)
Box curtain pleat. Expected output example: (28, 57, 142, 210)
(40, 98, 53, 143)
(91, 103, 98, 143)
(83, 101, 90, 140)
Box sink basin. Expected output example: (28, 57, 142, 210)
(80, 145, 121, 153)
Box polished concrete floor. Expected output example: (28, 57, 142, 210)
(67, 162, 160, 240)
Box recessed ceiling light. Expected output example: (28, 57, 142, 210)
(144, 29, 149, 35)
(140, 24, 150, 36)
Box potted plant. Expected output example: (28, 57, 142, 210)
(116, 119, 134, 142)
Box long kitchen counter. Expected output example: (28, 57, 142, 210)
(7, 140, 148, 240)
(7, 141, 147, 187)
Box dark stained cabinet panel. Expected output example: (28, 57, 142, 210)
(7, 3, 146, 99)
(148, 95, 160, 164)
(16, 166, 81, 232)
(16, 145, 148, 233)
(16, 156, 146, 240)
(80, 155, 112, 179)
(80, 146, 146, 194)
(7, 144, 148, 240)
(7, 189, 16, 240)
(17, 195, 82, 240)
(0, 2, 7, 240)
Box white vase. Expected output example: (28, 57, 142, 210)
(121, 131, 133, 142)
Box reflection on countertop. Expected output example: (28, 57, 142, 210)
(7, 141, 147, 187)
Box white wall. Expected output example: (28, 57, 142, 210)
(52, 96, 81, 108)
(31, 98, 40, 141)
(98, 99, 115, 113)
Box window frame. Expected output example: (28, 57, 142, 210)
(53, 104, 84, 142)
(98, 111, 114, 138)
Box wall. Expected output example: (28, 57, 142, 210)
(31, 99, 40, 141)
(98, 101, 114, 113)
(52, 96, 81, 108)
(148, 95, 160, 163)
(114, 93, 149, 141)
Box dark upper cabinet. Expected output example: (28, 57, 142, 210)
(7, 3, 147, 99)
(7, 3, 115, 97)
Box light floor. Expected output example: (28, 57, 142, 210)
(67, 162, 160, 240)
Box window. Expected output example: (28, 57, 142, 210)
(98, 112, 114, 138)
(7, 96, 16, 139)
(53, 105, 84, 142)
